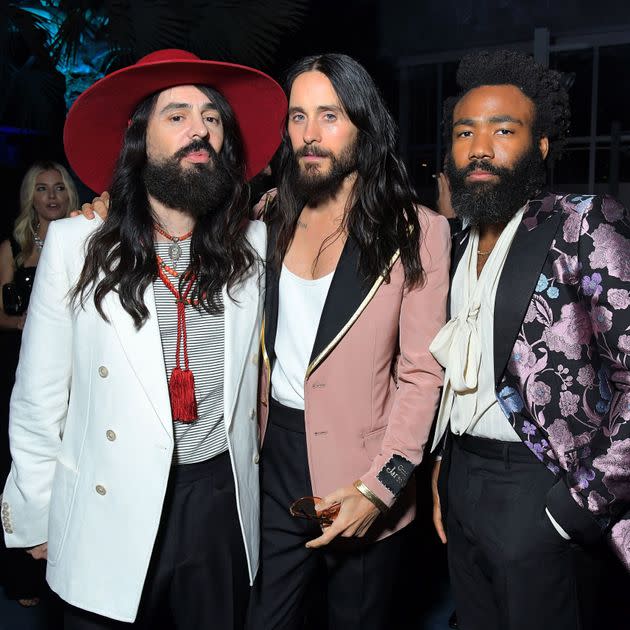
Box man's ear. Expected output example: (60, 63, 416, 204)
(539, 136, 549, 160)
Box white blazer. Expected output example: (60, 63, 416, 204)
(1, 216, 266, 622)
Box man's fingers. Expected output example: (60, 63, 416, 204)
(306, 521, 344, 548)
(437, 173, 446, 193)
(93, 199, 108, 218)
(431, 490, 447, 543)
(339, 522, 360, 538)
(26, 543, 48, 560)
(431, 459, 447, 543)
(80, 202, 96, 219)
(433, 508, 447, 544)
(353, 526, 366, 538)
(317, 491, 343, 511)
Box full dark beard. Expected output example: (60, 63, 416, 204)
(143, 140, 233, 219)
(445, 145, 547, 228)
(289, 141, 358, 205)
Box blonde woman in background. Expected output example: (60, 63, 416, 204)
(0, 160, 77, 608)
(0, 161, 78, 329)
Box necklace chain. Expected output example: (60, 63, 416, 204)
(33, 222, 44, 250)
(153, 223, 194, 242)
(154, 223, 193, 264)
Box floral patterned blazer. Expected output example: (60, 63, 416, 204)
(450, 192, 630, 570)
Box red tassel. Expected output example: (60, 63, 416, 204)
(169, 367, 198, 423)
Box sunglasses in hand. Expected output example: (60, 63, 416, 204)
(289, 496, 341, 526)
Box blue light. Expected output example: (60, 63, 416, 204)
(16, 2, 111, 109)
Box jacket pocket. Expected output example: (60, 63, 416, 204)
(46, 460, 78, 566)
(363, 426, 387, 460)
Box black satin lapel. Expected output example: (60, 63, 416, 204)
(264, 223, 280, 363)
(493, 210, 563, 383)
(451, 229, 470, 281)
(448, 228, 470, 318)
(308, 236, 372, 366)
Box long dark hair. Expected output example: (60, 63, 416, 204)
(268, 54, 423, 288)
(72, 85, 256, 328)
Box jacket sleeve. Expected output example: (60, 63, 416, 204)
(2, 222, 73, 547)
(360, 210, 451, 508)
(546, 195, 630, 543)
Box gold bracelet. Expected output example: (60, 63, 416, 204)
(353, 479, 388, 513)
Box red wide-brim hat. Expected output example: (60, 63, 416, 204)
(64, 49, 287, 193)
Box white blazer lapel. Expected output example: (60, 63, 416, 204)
(223, 274, 260, 432)
(104, 285, 173, 439)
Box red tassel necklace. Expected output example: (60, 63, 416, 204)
(155, 225, 199, 423)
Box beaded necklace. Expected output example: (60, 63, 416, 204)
(154, 224, 198, 422)
(154, 222, 193, 263)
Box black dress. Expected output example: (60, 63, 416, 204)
(0, 237, 45, 600)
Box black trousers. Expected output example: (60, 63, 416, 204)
(446, 434, 603, 630)
(64, 452, 249, 630)
(247, 399, 411, 630)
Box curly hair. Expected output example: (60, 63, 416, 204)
(443, 49, 571, 160)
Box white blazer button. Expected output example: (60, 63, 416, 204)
(106, 430, 116, 441)
(250, 409, 255, 420)
(95, 485, 107, 495)
(5, 527, 12, 534)
(253, 454, 260, 464)
(98, 366, 109, 378)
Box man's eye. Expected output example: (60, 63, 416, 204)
(292, 114, 305, 122)
(205, 116, 220, 124)
(457, 131, 472, 138)
(497, 128, 514, 135)
(170, 115, 183, 122)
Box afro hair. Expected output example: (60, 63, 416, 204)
(443, 49, 571, 160)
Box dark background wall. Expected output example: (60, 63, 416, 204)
(2, 0, 630, 236)
(380, 0, 630, 56)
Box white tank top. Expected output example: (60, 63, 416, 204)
(271, 265, 334, 410)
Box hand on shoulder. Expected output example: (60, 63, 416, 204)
(70, 191, 110, 220)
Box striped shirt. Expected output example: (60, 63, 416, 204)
(153, 239, 227, 465)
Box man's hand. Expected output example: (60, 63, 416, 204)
(70, 191, 110, 220)
(431, 459, 447, 544)
(26, 542, 48, 560)
(436, 173, 456, 219)
(305, 485, 380, 549)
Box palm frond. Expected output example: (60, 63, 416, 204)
(104, 0, 308, 70)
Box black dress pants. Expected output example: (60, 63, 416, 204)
(446, 434, 603, 630)
(247, 398, 411, 630)
(64, 452, 249, 630)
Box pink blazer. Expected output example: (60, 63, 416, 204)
(259, 207, 450, 539)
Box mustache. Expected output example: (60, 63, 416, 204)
(294, 145, 334, 159)
(172, 138, 217, 162)
(462, 160, 504, 177)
